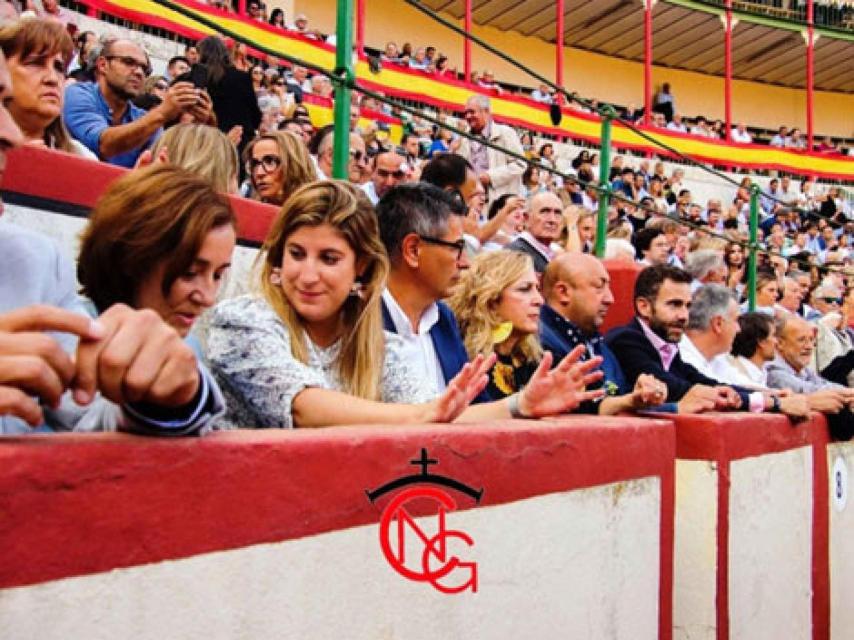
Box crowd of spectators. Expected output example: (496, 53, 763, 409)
(0, 9, 852, 440)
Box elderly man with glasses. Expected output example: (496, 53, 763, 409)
(64, 38, 211, 167)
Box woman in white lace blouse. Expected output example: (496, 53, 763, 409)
(207, 180, 493, 428)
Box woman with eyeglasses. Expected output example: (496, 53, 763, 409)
(132, 74, 168, 111)
(243, 131, 316, 205)
(206, 180, 494, 429)
(0, 18, 95, 158)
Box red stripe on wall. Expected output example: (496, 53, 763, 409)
(812, 433, 831, 640)
(0, 416, 674, 590)
(717, 456, 731, 640)
(0, 146, 277, 245)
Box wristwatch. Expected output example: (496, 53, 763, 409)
(768, 395, 782, 413)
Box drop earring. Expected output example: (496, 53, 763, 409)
(270, 268, 282, 285)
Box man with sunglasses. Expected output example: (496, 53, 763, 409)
(361, 149, 407, 205)
(64, 38, 210, 167)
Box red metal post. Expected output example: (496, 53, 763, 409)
(238, 0, 246, 16)
(464, 0, 472, 81)
(724, 0, 733, 142)
(806, 0, 815, 150)
(556, 0, 564, 91)
(356, 0, 365, 55)
(643, 0, 653, 126)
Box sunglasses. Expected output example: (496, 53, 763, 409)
(246, 154, 282, 173)
(820, 297, 843, 305)
(350, 149, 367, 163)
(418, 235, 466, 260)
(154, 82, 168, 91)
(376, 168, 405, 179)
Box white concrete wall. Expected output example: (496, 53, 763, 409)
(673, 459, 718, 640)
(0, 479, 662, 640)
(829, 443, 854, 640)
(728, 447, 813, 640)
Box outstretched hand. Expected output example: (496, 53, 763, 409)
(517, 346, 605, 418)
(424, 353, 495, 423)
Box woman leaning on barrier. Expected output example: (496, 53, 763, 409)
(206, 180, 495, 429)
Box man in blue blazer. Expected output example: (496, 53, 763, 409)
(604, 264, 746, 411)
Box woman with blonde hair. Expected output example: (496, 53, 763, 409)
(448, 250, 544, 400)
(206, 180, 494, 428)
(151, 124, 239, 193)
(243, 130, 316, 205)
(0, 18, 93, 157)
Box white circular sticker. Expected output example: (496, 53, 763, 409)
(832, 457, 848, 513)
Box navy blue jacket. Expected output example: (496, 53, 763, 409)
(381, 299, 490, 404)
(605, 318, 750, 407)
(540, 305, 676, 413)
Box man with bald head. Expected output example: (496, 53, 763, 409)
(540, 253, 711, 414)
(766, 313, 854, 439)
(506, 191, 564, 273)
(361, 149, 408, 204)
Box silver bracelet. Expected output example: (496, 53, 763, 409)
(508, 393, 528, 419)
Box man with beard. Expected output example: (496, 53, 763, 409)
(605, 265, 743, 410)
(64, 38, 210, 167)
(540, 253, 715, 415)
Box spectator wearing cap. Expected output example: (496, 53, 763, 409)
(361, 149, 407, 205)
(292, 13, 319, 39)
(64, 38, 211, 167)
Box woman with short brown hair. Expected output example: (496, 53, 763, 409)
(0, 17, 91, 156)
(77, 164, 237, 339)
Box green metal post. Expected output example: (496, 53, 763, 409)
(594, 106, 614, 258)
(747, 185, 760, 312)
(332, 0, 354, 179)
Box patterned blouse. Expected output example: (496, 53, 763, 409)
(206, 295, 435, 429)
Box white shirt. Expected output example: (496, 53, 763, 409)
(731, 128, 753, 144)
(680, 335, 765, 410)
(360, 181, 379, 205)
(381, 289, 445, 396)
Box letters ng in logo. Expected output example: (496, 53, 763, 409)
(366, 448, 483, 594)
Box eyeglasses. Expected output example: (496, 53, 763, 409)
(350, 149, 368, 164)
(820, 297, 843, 305)
(246, 154, 282, 173)
(376, 168, 405, 179)
(154, 82, 168, 91)
(105, 55, 151, 77)
(419, 235, 466, 260)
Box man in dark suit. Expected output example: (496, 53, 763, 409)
(506, 191, 564, 273)
(605, 264, 743, 410)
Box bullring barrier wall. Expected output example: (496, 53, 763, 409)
(0, 417, 675, 639)
(2, 146, 853, 639)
